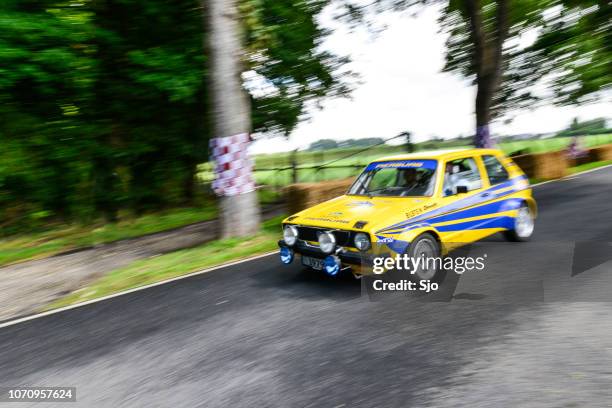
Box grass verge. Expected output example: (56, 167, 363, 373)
(568, 160, 612, 174)
(46, 215, 285, 310)
(0, 206, 217, 267)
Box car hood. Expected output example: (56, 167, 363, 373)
(286, 195, 434, 233)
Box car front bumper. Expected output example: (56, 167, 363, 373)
(278, 240, 390, 268)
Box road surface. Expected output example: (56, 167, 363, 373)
(1, 167, 611, 407)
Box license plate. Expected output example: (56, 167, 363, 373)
(302, 255, 324, 270)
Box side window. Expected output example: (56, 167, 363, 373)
(443, 157, 482, 196)
(482, 155, 509, 185)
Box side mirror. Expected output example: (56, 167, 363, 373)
(455, 185, 468, 194)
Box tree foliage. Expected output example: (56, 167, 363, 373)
(516, 0, 611, 107)
(243, 0, 352, 135)
(338, 0, 610, 145)
(0, 0, 348, 233)
(439, 0, 549, 120)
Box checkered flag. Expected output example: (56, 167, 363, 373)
(209, 133, 256, 196)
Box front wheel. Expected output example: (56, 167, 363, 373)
(504, 204, 535, 242)
(407, 233, 446, 283)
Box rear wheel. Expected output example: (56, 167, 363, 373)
(504, 203, 534, 242)
(407, 233, 446, 283)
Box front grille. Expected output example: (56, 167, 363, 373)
(295, 226, 356, 248)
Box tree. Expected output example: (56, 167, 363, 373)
(511, 0, 611, 107)
(0, 0, 351, 234)
(340, 0, 610, 147)
(338, 0, 546, 146)
(557, 117, 611, 136)
(206, 0, 260, 237)
(309, 139, 339, 150)
(244, 0, 353, 136)
(205, 0, 352, 237)
(439, 0, 548, 147)
(89, 0, 207, 216)
(0, 0, 96, 226)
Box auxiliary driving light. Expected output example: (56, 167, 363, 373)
(354, 233, 371, 251)
(324, 255, 341, 276)
(280, 246, 294, 264)
(318, 231, 336, 254)
(283, 225, 298, 246)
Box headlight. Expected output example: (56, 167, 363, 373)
(283, 225, 298, 246)
(318, 231, 336, 254)
(354, 233, 371, 251)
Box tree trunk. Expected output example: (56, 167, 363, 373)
(474, 73, 494, 148)
(205, 0, 261, 237)
(465, 0, 509, 148)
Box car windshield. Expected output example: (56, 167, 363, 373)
(348, 160, 437, 197)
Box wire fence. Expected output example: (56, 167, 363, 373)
(197, 132, 612, 194)
(252, 134, 410, 189)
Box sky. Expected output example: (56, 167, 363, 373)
(249, 5, 610, 155)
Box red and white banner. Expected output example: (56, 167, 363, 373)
(209, 133, 255, 196)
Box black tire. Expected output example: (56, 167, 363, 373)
(407, 232, 447, 284)
(503, 203, 535, 242)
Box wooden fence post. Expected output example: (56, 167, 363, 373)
(291, 149, 298, 184)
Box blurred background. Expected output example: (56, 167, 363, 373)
(0, 0, 610, 314)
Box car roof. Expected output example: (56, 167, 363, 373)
(373, 148, 504, 162)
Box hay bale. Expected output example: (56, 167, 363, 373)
(512, 151, 568, 180)
(285, 178, 355, 214)
(589, 144, 612, 162)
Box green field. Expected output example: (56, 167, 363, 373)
(199, 133, 612, 186)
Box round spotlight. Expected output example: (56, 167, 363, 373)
(318, 231, 336, 254)
(283, 225, 298, 246)
(324, 255, 341, 276)
(354, 233, 371, 251)
(279, 247, 294, 264)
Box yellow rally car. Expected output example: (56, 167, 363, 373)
(278, 148, 536, 280)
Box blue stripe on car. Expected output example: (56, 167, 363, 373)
(376, 176, 528, 234)
(425, 198, 522, 225)
(435, 216, 515, 232)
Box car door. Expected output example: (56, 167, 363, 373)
(478, 153, 518, 223)
(435, 155, 490, 244)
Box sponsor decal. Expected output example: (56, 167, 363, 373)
(406, 208, 424, 218)
(405, 203, 437, 219)
(346, 201, 374, 207)
(304, 217, 350, 224)
(376, 236, 395, 244)
(366, 159, 438, 171)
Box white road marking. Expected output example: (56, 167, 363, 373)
(1, 163, 611, 329)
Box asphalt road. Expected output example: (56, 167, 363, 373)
(1, 167, 611, 408)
